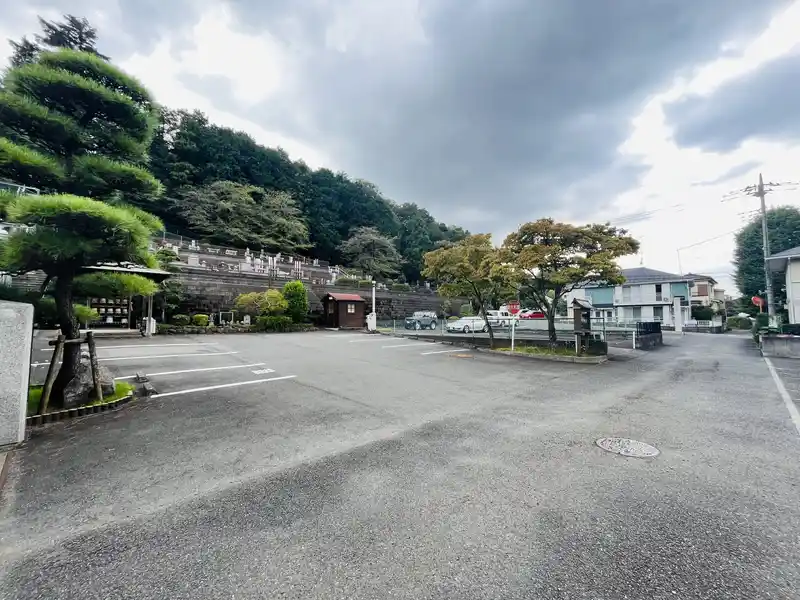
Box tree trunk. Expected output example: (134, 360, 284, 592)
(50, 274, 80, 408)
(479, 307, 495, 349)
(547, 308, 557, 343)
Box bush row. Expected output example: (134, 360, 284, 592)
(157, 322, 316, 335)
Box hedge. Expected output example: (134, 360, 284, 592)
(157, 323, 316, 335)
(192, 313, 209, 326)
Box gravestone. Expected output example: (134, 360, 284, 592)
(0, 301, 33, 446)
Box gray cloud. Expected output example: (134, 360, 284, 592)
(1, 0, 789, 233)
(690, 160, 761, 187)
(5, 0, 209, 60)
(666, 51, 800, 153)
(225, 0, 786, 230)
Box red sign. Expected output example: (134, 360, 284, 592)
(752, 296, 764, 307)
(507, 300, 521, 314)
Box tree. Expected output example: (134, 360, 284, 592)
(0, 49, 162, 407)
(502, 219, 639, 342)
(422, 234, 513, 348)
(234, 292, 266, 317)
(9, 14, 108, 67)
(339, 226, 402, 279)
(72, 272, 159, 299)
(145, 109, 467, 266)
(283, 280, 309, 323)
(172, 181, 309, 252)
(734, 206, 800, 307)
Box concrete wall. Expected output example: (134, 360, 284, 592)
(0, 300, 33, 446)
(786, 260, 800, 324)
(761, 335, 800, 359)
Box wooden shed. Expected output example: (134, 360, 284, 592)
(322, 293, 366, 329)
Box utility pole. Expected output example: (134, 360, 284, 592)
(756, 174, 777, 324)
(724, 173, 798, 327)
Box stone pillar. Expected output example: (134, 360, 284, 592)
(673, 297, 683, 333)
(0, 300, 33, 446)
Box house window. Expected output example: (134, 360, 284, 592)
(622, 287, 631, 302)
(655, 284, 662, 301)
(632, 306, 642, 320)
(653, 306, 663, 321)
(346, 303, 356, 314)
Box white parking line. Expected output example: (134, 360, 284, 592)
(323, 333, 368, 338)
(115, 363, 267, 380)
(348, 337, 389, 343)
(420, 349, 468, 355)
(32, 351, 239, 367)
(41, 343, 215, 352)
(150, 375, 296, 398)
(381, 343, 433, 349)
(100, 351, 238, 362)
(764, 356, 800, 437)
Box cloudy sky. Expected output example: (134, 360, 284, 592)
(3, 0, 800, 294)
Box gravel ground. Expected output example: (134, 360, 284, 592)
(1, 330, 799, 599)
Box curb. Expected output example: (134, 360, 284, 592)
(0, 450, 11, 498)
(482, 348, 608, 364)
(375, 331, 607, 364)
(26, 392, 135, 427)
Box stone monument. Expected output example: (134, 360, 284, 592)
(0, 301, 33, 446)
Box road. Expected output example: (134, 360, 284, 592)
(1, 331, 799, 599)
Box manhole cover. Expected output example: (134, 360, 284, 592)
(596, 437, 659, 458)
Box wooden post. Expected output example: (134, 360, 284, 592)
(39, 335, 65, 415)
(86, 332, 103, 403)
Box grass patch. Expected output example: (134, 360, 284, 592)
(496, 345, 578, 357)
(27, 381, 135, 416)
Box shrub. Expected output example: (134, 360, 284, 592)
(391, 282, 411, 292)
(74, 303, 99, 325)
(691, 305, 715, 321)
(727, 316, 752, 330)
(192, 313, 209, 326)
(358, 279, 373, 287)
(781, 323, 800, 335)
(172, 314, 190, 326)
(283, 280, 309, 323)
(254, 315, 293, 332)
(337, 277, 358, 288)
(752, 312, 770, 342)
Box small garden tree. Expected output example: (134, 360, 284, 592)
(502, 219, 639, 342)
(0, 49, 162, 406)
(234, 289, 288, 317)
(283, 280, 309, 323)
(422, 234, 512, 348)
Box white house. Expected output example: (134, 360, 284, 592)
(767, 245, 800, 324)
(684, 273, 725, 310)
(567, 267, 693, 326)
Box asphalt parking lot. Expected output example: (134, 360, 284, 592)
(3, 330, 800, 599)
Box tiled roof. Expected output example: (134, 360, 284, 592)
(770, 245, 800, 259)
(620, 267, 688, 284)
(326, 293, 365, 302)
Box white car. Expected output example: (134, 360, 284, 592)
(485, 310, 512, 327)
(446, 317, 489, 333)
